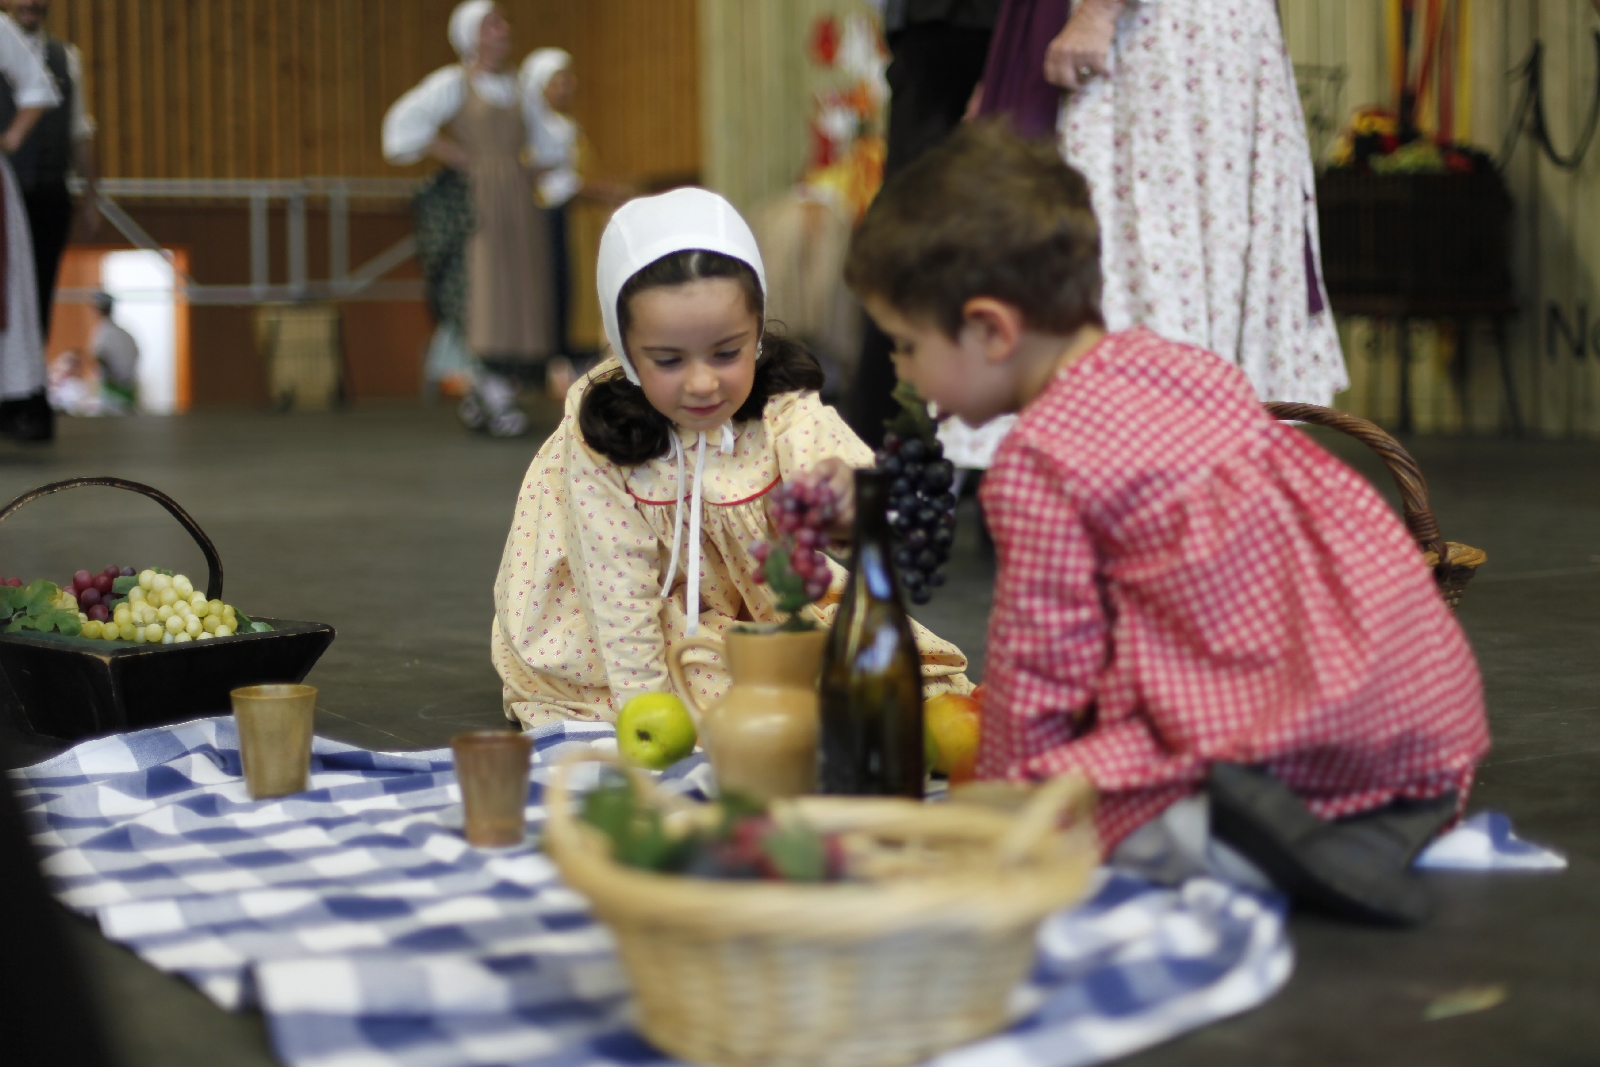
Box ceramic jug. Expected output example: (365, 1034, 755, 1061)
(666, 627, 827, 800)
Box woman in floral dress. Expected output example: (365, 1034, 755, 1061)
(971, 0, 1347, 413)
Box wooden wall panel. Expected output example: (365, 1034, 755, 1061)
(45, 0, 700, 183)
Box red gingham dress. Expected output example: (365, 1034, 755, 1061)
(975, 329, 1489, 849)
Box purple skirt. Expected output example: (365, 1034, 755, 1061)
(974, 0, 1071, 140)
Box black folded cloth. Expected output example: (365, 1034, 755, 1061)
(1208, 762, 1456, 926)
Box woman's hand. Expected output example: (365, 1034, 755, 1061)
(1044, 0, 1122, 91)
(427, 135, 471, 171)
(798, 457, 857, 542)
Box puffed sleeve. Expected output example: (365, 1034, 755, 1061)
(0, 17, 58, 110)
(770, 390, 874, 477)
(382, 66, 465, 166)
(64, 43, 94, 141)
(562, 426, 673, 710)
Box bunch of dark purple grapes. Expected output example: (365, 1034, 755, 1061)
(875, 432, 956, 605)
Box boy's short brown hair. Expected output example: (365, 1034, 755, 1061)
(845, 120, 1103, 338)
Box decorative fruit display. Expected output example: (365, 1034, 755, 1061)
(0, 579, 85, 636)
(924, 692, 981, 785)
(874, 381, 957, 606)
(0, 564, 276, 645)
(580, 776, 845, 882)
(616, 692, 698, 770)
(749, 478, 840, 629)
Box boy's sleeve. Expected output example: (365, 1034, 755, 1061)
(975, 440, 1107, 779)
(772, 391, 875, 476)
(562, 430, 672, 711)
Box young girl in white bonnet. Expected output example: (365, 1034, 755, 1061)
(492, 188, 972, 727)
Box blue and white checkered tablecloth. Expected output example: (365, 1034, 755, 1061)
(9, 717, 1558, 1067)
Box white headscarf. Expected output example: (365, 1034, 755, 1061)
(448, 0, 496, 61)
(520, 48, 579, 204)
(597, 187, 768, 386)
(520, 47, 571, 99)
(595, 187, 768, 637)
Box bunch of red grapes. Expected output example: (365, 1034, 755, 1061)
(68, 565, 136, 623)
(874, 432, 957, 605)
(753, 480, 839, 605)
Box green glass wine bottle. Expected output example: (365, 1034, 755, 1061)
(818, 468, 924, 797)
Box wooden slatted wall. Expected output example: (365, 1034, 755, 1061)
(45, 0, 700, 183)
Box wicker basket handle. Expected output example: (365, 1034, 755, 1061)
(1265, 402, 1449, 575)
(0, 476, 224, 600)
(994, 774, 1096, 867)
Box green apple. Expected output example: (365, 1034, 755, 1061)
(616, 692, 698, 770)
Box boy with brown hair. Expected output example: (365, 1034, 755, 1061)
(845, 122, 1490, 923)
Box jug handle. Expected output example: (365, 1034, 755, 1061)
(665, 635, 728, 728)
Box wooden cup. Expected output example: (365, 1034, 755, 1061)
(451, 730, 534, 847)
(230, 684, 317, 799)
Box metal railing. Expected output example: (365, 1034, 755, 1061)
(59, 176, 424, 306)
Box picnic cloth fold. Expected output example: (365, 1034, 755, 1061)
(9, 717, 1561, 1067)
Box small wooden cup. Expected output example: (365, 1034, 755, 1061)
(451, 730, 534, 847)
(231, 684, 317, 799)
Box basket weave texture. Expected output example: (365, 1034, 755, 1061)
(543, 756, 1100, 1067)
(1266, 402, 1486, 611)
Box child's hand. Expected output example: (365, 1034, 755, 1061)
(798, 458, 856, 541)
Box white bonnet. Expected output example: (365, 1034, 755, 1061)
(448, 1, 496, 61)
(520, 48, 572, 98)
(596, 187, 767, 385)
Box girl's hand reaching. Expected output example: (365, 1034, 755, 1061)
(798, 458, 857, 542)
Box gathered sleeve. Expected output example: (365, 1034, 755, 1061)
(382, 66, 466, 166)
(0, 17, 58, 110)
(561, 426, 673, 711)
(64, 43, 94, 141)
(975, 438, 1107, 780)
(771, 391, 875, 478)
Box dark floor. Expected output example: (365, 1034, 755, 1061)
(3, 403, 1598, 1065)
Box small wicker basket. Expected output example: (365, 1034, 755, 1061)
(1266, 402, 1486, 611)
(543, 755, 1100, 1067)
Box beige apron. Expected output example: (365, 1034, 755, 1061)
(450, 78, 554, 360)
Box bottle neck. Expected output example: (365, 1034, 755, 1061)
(852, 469, 891, 546)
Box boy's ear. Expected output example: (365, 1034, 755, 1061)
(960, 297, 1027, 364)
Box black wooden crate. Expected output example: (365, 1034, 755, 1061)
(0, 619, 334, 741)
(1316, 171, 1514, 304)
(0, 476, 336, 742)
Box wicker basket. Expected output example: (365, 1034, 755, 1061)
(1266, 403, 1485, 611)
(543, 755, 1100, 1067)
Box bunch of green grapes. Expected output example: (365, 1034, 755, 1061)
(78, 570, 254, 644)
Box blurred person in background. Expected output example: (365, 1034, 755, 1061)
(850, 0, 998, 449)
(0, 8, 58, 442)
(520, 47, 632, 402)
(973, 0, 1345, 407)
(90, 290, 135, 410)
(0, 0, 98, 338)
(384, 1, 554, 438)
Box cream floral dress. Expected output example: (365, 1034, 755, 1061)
(492, 359, 973, 728)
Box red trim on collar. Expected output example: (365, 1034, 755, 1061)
(629, 475, 781, 508)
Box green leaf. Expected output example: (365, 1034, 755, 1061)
(885, 379, 936, 442)
(233, 609, 253, 627)
(4, 618, 24, 633)
(761, 821, 828, 882)
(763, 545, 814, 615)
(248, 621, 273, 633)
(23, 580, 55, 616)
(43, 611, 81, 637)
(154, 567, 173, 576)
(112, 575, 139, 594)
(0, 586, 22, 614)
